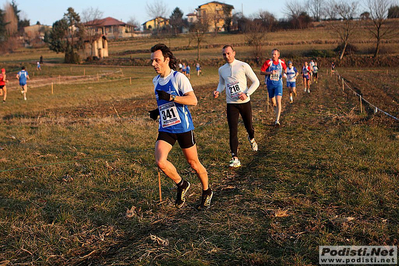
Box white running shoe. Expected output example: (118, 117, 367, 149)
(275, 120, 280, 126)
(307, 89, 310, 93)
(229, 158, 241, 168)
(248, 136, 258, 151)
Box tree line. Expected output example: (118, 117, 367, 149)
(1, 0, 398, 62)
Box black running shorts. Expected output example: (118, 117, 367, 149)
(157, 130, 196, 149)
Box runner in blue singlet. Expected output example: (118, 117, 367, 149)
(148, 44, 212, 210)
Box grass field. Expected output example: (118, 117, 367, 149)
(0, 57, 398, 265)
(1, 29, 399, 265)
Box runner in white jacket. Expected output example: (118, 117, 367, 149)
(213, 45, 260, 168)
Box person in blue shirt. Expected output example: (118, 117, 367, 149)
(186, 64, 191, 79)
(260, 49, 287, 126)
(286, 61, 298, 104)
(16, 66, 29, 101)
(148, 44, 213, 210)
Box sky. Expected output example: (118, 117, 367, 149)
(14, 0, 295, 26)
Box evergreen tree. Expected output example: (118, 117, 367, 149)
(45, 7, 85, 63)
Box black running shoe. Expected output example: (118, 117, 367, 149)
(175, 180, 190, 208)
(197, 189, 213, 210)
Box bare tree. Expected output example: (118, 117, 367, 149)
(189, 18, 209, 62)
(307, 0, 325, 21)
(327, 0, 358, 60)
(284, 0, 312, 29)
(365, 0, 398, 57)
(254, 10, 277, 32)
(81, 7, 103, 23)
(244, 20, 266, 59)
(81, 7, 103, 57)
(127, 17, 140, 31)
(4, 2, 17, 36)
(146, 0, 169, 19)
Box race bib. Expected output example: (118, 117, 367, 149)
(159, 102, 181, 128)
(227, 81, 242, 99)
(270, 70, 280, 81)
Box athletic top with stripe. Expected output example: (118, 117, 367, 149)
(261, 59, 287, 86)
(313, 65, 318, 73)
(286, 66, 298, 82)
(153, 70, 194, 134)
(302, 65, 312, 77)
(0, 73, 5, 86)
(17, 70, 28, 85)
(216, 59, 260, 104)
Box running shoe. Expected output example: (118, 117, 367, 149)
(248, 136, 258, 151)
(304, 88, 307, 92)
(175, 180, 190, 208)
(229, 158, 241, 168)
(275, 120, 280, 126)
(307, 89, 310, 93)
(197, 189, 213, 210)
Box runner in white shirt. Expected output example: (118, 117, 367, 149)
(213, 45, 260, 168)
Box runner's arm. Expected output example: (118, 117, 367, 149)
(244, 64, 260, 96)
(216, 69, 225, 94)
(173, 91, 197, 106)
(260, 60, 270, 76)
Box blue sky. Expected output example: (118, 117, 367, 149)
(15, 0, 294, 26)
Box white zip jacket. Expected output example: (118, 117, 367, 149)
(217, 59, 260, 104)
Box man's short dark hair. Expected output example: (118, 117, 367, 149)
(150, 43, 177, 70)
(222, 44, 234, 51)
(21, 66, 25, 70)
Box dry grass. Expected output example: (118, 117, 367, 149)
(0, 32, 398, 265)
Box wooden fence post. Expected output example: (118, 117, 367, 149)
(360, 96, 363, 113)
(342, 78, 344, 91)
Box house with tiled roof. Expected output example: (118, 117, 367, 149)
(84, 17, 136, 39)
(142, 17, 170, 31)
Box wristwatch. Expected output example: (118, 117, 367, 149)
(171, 95, 176, 101)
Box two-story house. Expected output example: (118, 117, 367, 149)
(196, 1, 234, 32)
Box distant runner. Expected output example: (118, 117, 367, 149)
(301, 62, 312, 94)
(16, 66, 29, 101)
(186, 64, 191, 79)
(148, 44, 213, 210)
(214, 45, 260, 168)
(260, 49, 287, 126)
(309, 59, 315, 85)
(286, 61, 298, 104)
(196, 63, 201, 76)
(0, 68, 8, 103)
(313, 62, 319, 83)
